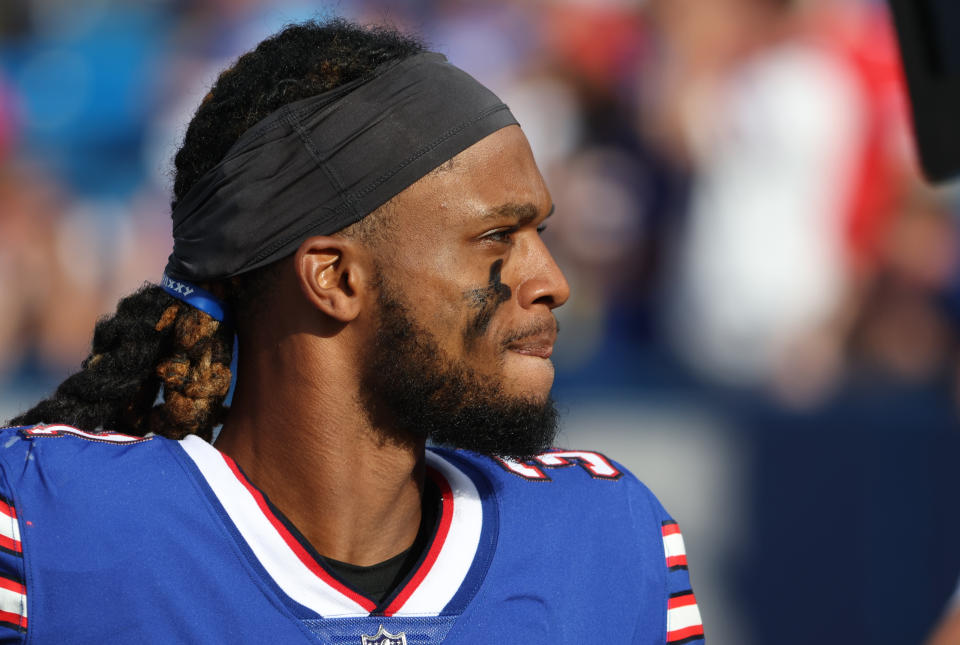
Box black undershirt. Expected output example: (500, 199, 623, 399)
(321, 478, 442, 605)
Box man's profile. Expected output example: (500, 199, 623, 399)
(1, 19, 703, 644)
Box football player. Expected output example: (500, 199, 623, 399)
(2, 20, 704, 644)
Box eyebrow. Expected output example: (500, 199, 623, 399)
(480, 202, 555, 225)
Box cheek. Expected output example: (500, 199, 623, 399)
(400, 229, 461, 275)
(386, 250, 463, 318)
(385, 251, 512, 356)
(463, 260, 512, 345)
(411, 281, 476, 349)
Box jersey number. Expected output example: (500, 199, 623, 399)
(496, 450, 622, 481)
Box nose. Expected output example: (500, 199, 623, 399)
(515, 235, 570, 310)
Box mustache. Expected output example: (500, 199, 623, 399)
(500, 317, 559, 348)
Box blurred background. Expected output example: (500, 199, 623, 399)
(1, 0, 959, 642)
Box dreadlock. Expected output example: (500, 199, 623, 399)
(8, 19, 425, 439)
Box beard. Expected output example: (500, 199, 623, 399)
(358, 280, 559, 461)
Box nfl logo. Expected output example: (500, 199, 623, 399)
(360, 624, 407, 645)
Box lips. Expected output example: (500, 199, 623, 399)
(505, 328, 557, 359)
(508, 343, 554, 359)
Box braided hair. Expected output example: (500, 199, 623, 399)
(8, 19, 424, 440)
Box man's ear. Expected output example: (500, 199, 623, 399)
(294, 235, 369, 322)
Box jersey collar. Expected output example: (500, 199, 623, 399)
(178, 436, 493, 618)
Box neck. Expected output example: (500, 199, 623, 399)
(215, 331, 425, 567)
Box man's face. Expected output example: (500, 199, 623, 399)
(368, 125, 569, 402)
(357, 125, 570, 457)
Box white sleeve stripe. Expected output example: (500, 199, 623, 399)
(0, 586, 25, 619)
(0, 510, 19, 543)
(662, 532, 686, 558)
(667, 603, 702, 631)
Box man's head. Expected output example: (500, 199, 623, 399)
(261, 77, 569, 457)
(9, 19, 568, 456)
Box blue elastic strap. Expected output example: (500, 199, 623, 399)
(160, 273, 230, 323)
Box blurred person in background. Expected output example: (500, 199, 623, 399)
(639, 1, 960, 643)
(844, 185, 960, 387)
(0, 164, 59, 382)
(645, 0, 919, 406)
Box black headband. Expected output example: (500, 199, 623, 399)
(164, 51, 518, 282)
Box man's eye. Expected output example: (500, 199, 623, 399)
(482, 228, 514, 243)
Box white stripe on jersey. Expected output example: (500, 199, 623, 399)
(0, 584, 25, 619)
(392, 451, 483, 616)
(0, 505, 19, 545)
(663, 532, 686, 558)
(180, 435, 370, 617)
(667, 603, 703, 632)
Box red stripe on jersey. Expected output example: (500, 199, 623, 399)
(0, 577, 24, 595)
(382, 467, 454, 616)
(0, 500, 16, 520)
(0, 610, 25, 629)
(667, 624, 705, 642)
(662, 523, 681, 537)
(667, 593, 697, 610)
(0, 534, 21, 555)
(220, 454, 377, 613)
(666, 555, 688, 568)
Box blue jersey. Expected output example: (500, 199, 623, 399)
(0, 424, 704, 644)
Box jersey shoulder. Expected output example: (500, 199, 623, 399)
(0, 423, 183, 502)
(449, 447, 705, 644)
(436, 446, 670, 534)
(0, 422, 164, 464)
(0, 424, 185, 643)
(0, 423, 156, 446)
(444, 446, 656, 497)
